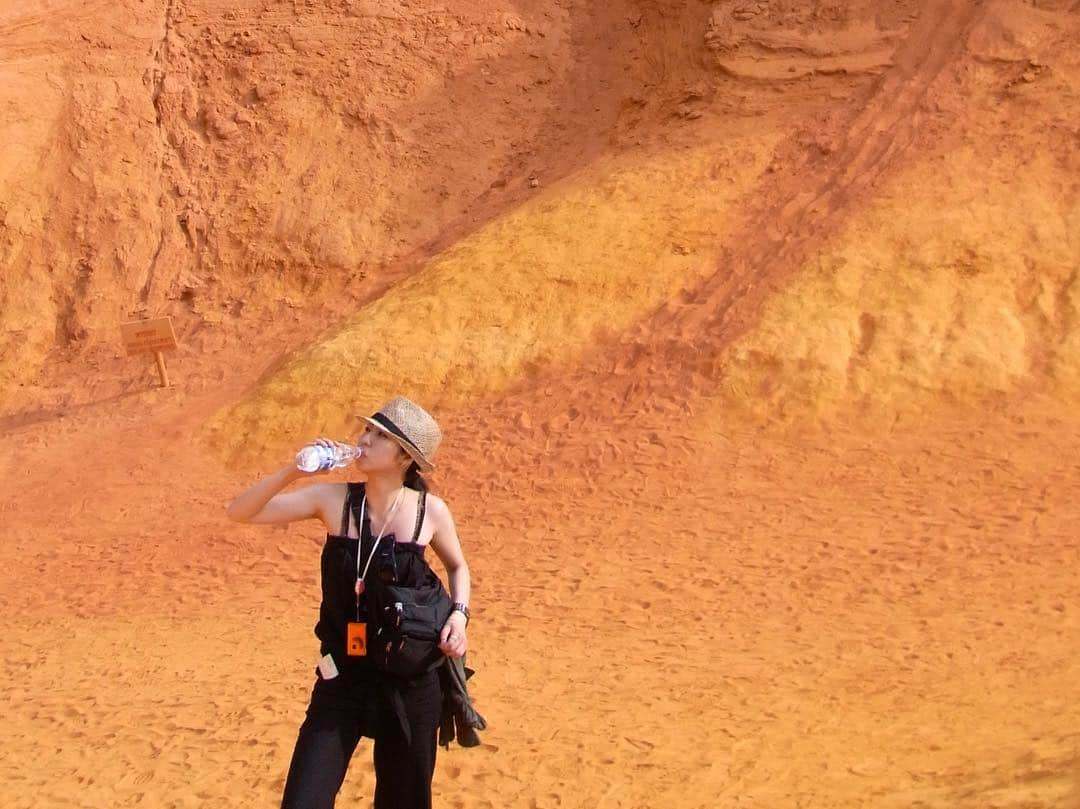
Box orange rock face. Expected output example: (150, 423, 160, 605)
(1, 1, 1079, 807)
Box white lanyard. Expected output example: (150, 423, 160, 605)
(356, 487, 406, 588)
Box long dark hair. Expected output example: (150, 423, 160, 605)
(403, 460, 428, 493)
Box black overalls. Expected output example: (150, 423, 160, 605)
(281, 482, 443, 809)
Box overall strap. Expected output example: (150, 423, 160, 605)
(411, 490, 427, 543)
(348, 482, 367, 540)
(339, 483, 353, 537)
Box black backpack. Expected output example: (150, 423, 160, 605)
(354, 487, 453, 679)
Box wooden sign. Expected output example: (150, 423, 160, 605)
(120, 316, 178, 387)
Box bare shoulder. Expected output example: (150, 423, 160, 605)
(424, 492, 464, 562)
(326, 481, 350, 503)
(424, 492, 453, 519)
(306, 481, 350, 527)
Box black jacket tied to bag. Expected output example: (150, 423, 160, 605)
(439, 655, 486, 748)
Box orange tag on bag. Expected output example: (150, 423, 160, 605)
(346, 622, 367, 656)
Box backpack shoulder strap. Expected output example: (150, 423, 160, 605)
(411, 490, 427, 544)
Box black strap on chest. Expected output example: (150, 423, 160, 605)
(411, 489, 427, 544)
(339, 482, 356, 537)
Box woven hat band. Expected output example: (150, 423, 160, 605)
(369, 412, 424, 459)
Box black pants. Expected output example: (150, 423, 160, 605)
(281, 668, 442, 809)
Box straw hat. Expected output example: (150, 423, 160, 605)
(358, 396, 442, 472)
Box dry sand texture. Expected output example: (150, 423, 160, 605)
(2, 1, 1080, 807)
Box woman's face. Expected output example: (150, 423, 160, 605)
(355, 423, 411, 474)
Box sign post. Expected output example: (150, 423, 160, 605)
(120, 316, 179, 388)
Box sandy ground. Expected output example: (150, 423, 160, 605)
(2, 380, 1079, 808)
(2, 0, 1080, 807)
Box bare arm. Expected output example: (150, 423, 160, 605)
(429, 496, 470, 658)
(225, 464, 340, 530)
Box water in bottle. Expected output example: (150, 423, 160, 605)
(296, 443, 361, 473)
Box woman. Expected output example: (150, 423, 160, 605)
(226, 396, 474, 809)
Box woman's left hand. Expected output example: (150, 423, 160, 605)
(439, 612, 467, 658)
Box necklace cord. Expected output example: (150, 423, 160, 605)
(356, 487, 406, 588)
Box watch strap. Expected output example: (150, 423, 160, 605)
(451, 602, 470, 624)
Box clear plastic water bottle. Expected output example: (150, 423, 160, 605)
(295, 443, 361, 473)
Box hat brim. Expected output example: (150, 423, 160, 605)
(355, 415, 435, 472)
